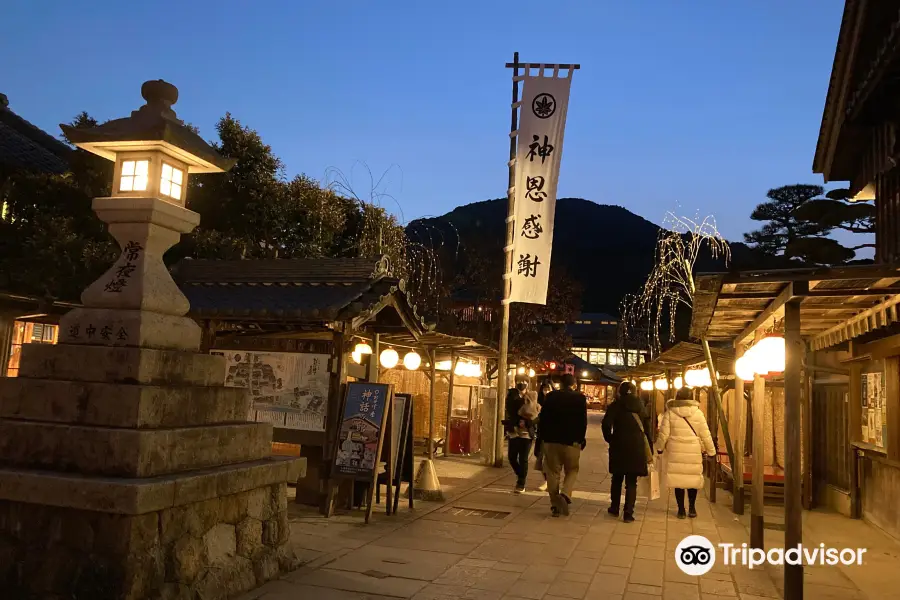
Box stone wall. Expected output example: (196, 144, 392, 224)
(0, 482, 297, 600)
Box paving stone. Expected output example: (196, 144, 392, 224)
(627, 584, 662, 595)
(629, 559, 664, 587)
(546, 578, 589, 599)
(519, 565, 560, 583)
(697, 579, 735, 597)
(471, 569, 522, 593)
(506, 580, 550, 599)
(326, 545, 461, 581)
(290, 568, 427, 598)
(661, 581, 699, 600)
(601, 544, 636, 568)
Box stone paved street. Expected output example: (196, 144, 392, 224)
(238, 413, 900, 600)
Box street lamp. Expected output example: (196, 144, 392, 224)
(57, 80, 234, 350)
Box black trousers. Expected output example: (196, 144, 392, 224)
(674, 488, 698, 510)
(508, 437, 533, 487)
(610, 472, 638, 517)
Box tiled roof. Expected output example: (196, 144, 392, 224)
(0, 95, 70, 174)
(172, 256, 429, 327)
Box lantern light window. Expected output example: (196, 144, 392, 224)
(119, 160, 149, 192)
(159, 162, 184, 201)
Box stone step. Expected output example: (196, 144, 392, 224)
(0, 456, 305, 515)
(0, 378, 251, 429)
(17, 343, 226, 386)
(0, 421, 273, 478)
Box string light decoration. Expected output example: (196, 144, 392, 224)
(324, 164, 448, 316)
(621, 213, 730, 356)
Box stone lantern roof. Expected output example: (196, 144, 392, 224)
(59, 79, 235, 173)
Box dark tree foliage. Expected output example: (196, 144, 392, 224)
(743, 184, 875, 265)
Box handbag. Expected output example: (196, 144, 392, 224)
(631, 413, 653, 464)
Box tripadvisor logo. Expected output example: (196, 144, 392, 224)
(675, 535, 716, 576)
(675, 535, 868, 575)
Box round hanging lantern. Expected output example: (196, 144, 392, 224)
(352, 350, 362, 364)
(654, 379, 668, 391)
(549, 362, 557, 370)
(403, 351, 421, 370)
(673, 376, 683, 390)
(735, 355, 755, 381)
(354, 342, 372, 356)
(640, 380, 654, 392)
(379, 348, 399, 369)
(528, 368, 536, 378)
(517, 367, 526, 375)
(754, 335, 785, 375)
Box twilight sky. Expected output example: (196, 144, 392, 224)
(2, 0, 845, 242)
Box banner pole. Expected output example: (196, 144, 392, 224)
(495, 51, 520, 468)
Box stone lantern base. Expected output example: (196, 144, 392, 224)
(0, 344, 305, 600)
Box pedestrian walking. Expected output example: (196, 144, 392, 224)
(504, 374, 539, 493)
(602, 381, 653, 523)
(534, 380, 553, 492)
(540, 374, 587, 517)
(656, 387, 716, 518)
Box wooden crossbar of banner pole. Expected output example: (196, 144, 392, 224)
(505, 62, 581, 69)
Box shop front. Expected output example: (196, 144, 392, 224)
(0, 291, 77, 378)
(175, 255, 495, 512)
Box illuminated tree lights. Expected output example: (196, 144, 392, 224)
(621, 213, 730, 356)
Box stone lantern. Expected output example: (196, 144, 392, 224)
(0, 81, 303, 600)
(58, 79, 235, 351)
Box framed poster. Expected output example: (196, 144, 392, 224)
(212, 350, 330, 432)
(333, 382, 391, 478)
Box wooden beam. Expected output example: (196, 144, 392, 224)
(811, 292, 900, 351)
(732, 343, 745, 515)
(428, 348, 437, 460)
(751, 332, 766, 550)
(783, 300, 803, 599)
(443, 352, 458, 456)
(737, 282, 809, 345)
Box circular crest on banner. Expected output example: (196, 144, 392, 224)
(532, 93, 556, 119)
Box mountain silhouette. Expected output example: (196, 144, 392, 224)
(408, 197, 777, 316)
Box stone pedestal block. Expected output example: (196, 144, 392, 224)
(60, 307, 202, 351)
(0, 334, 303, 599)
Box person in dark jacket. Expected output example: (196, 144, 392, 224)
(602, 381, 653, 523)
(540, 374, 588, 517)
(504, 373, 537, 493)
(534, 380, 553, 492)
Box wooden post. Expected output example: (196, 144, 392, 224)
(323, 329, 347, 517)
(444, 352, 458, 456)
(428, 347, 437, 460)
(708, 385, 718, 503)
(751, 334, 766, 549)
(733, 344, 746, 515)
(368, 333, 380, 383)
(784, 300, 803, 600)
(701, 337, 736, 478)
(848, 361, 862, 518)
(495, 51, 520, 468)
(802, 349, 813, 511)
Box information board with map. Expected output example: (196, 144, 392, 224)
(211, 350, 330, 432)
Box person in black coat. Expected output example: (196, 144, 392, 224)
(602, 381, 653, 523)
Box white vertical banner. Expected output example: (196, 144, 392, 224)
(510, 69, 573, 305)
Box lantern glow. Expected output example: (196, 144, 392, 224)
(403, 351, 421, 370)
(640, 380, 654, 391)
(735, 355, 755, 381)
(379, 348, 399, 369)
(354, 343, 372, 357)
(654, 379, 668, 391)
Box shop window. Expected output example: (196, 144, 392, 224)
(6, 321, 58, 377)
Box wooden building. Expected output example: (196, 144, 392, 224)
(174, 255, 496, 509)
(691, 265, 900, 597)
(813, 0, 900, 262)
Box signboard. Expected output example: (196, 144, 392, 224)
(212, 350, 330, 432)
(510, 69, 574, 305)
(334, 382, 391, 478)
(861, 370, 886, 448)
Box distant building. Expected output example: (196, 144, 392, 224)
(563, 312, 649, 371)
(0, 92, 74, 377)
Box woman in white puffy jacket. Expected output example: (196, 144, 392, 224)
(655, 388, 716, 519)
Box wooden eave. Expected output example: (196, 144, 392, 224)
(690, 264, 900, 351)
(621, 342, 733, 380)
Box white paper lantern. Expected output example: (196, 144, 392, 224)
(403, 351, 421, 370)
(528, 368, 536, 378)
(640, 380, 654, 392)
(673, 376, 683, 390)
(754, 335, 785, 375)
(654, 379, 668, 391)
(517, 367, 526, 375)
(354, 342, 372, 356)
(735, 355, 755, 381)
(352, 350, 362, 364)
(379, 348, 399, 369)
